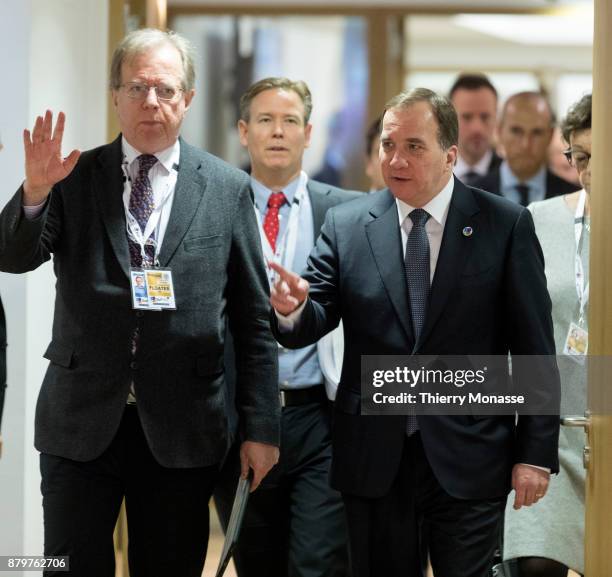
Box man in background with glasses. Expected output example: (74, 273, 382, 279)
(0, 28, 279, 577)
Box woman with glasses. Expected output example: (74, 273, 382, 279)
(502, 94, 591, 577)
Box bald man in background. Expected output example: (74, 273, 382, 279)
(475, 91, 579, 205)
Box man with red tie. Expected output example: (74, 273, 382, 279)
(215, 77, 360, 577)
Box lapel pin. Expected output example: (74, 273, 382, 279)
(462, 226, 473, 237)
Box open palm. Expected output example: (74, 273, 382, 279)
(23, 110, 80, 204)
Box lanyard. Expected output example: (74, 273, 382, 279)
(122, 159, 177, 266)
(574, 189, 589, 325)
(254, 173, 308, 287)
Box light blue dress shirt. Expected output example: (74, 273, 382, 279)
(499, 161, 547, 205)
(252, 175, 323, 390)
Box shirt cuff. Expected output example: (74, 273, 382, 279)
(275, 299, 307, 331)
(519, 463, 551, 474)
(22, 200, 46, 220)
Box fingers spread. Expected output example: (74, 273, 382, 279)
(52, 111, 66, 143)
(32, 116, 43, 144)
(42, 110, 53, 142)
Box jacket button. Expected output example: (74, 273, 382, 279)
(130, 361, 138, 370)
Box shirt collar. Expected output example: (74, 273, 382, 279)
(395, 173, 454, 228)
(251, 171, 309, 210)
(455, 149, 493, 179)
(121, 136, 180, 174)
(500, 160, 546, 192)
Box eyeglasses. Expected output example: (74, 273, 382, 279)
(563, 148, 591, 172)
(120, 82, 184, 102)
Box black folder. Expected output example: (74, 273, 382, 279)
(214, 475, 252, 577)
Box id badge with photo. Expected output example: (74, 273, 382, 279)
(130, 268, 152, 309)
(563, 321, 588, 364)
(143, 268, 176, 310)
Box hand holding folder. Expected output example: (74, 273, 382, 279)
(214, 475, 252, 577)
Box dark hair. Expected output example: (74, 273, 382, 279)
(561, 94, 592, 144)
(240, 77, 312, 123)
(384, 87, 458, 150)
(365, 115, 382, 156)
(449, 73, 498, 101)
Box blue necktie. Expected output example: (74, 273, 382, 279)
(404, 208, 431, 435)
(128, 154, 157, 267)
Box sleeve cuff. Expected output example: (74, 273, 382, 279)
(22, 200, 47, 220)
(274, 299, 306, 331)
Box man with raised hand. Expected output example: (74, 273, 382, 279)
(0, 29, 279, 577)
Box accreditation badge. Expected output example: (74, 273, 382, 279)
(143, 268, 177, 310)
(130, 268, 151, 309)
(563, 321, 588, 364)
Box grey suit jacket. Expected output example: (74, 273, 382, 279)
(0, 136, 279, 467)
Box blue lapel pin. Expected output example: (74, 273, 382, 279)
(462, 226, 473, 237)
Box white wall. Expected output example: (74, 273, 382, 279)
(0, 0, 108, 569)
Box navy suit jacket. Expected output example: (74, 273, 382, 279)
(273, 178, 560, 500)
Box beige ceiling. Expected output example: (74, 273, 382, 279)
(168, 0, 587, 8)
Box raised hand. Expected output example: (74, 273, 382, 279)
(23, 110, 80, 206)
(268, 261, 310, 316)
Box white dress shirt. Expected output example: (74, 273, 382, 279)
(454, 149, 493, 181)
(24, 137, 181, 248)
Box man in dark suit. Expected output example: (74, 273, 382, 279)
(0, 29, 279, 577)
(215, 77, 357, 577)
(268, 88, 560, 577)
(0, 294, 6, 459)
(475, 91, 579, 204)
(449, 73, 502, 186)
(364, 115, 386, 193)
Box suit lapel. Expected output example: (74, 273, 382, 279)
(307, 180, 331, 232)
(94, 136, 130, 278)
(365, 190, 414, 343)
(157, 139, 206, 266)
(417, 179, 479, 348)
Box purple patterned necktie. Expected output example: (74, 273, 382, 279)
(128, 154, 157, 267)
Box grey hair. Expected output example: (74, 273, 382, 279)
(109, 28, 195, 91)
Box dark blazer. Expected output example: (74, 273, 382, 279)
(474, 165, 580, 200)
(273, 178, 560, 500)
(0, 136, 279, 467)
(487, 150, 503, 174)
(0, 295, 5, 432)
(223, 179, 361, 418)
(308, 179, 362, 235)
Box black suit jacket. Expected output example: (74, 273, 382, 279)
(487, 150, 503, 174)
(474, 166, 579, 200)
(0, 136, 279, 467)
(0, 295, 5, 432)
(273, 178, 560, 500)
